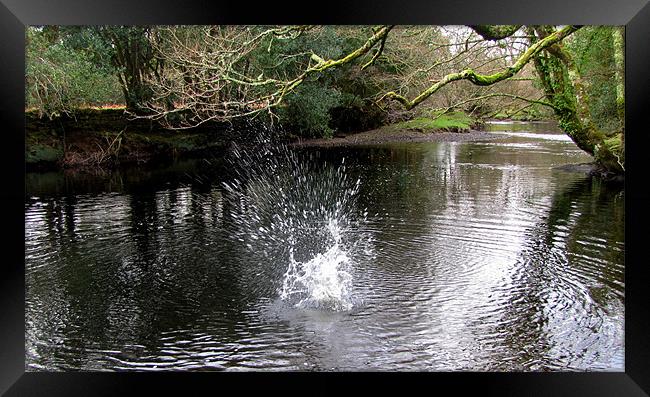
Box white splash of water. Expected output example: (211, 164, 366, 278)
(280, 219, 353, 311)
(222, 133, 370, 312)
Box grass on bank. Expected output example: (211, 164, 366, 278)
(394, 111, 478, 133)
(489, 105, 550, 121)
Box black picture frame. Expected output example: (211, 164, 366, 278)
(2, 0, 649, 395)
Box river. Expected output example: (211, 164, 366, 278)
(25, 121, 624, 371)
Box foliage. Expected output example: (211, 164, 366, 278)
(276, 82, 342, 138)
(250, 26, 391, 137)
(63, 26, 162, 113)
(26, 27, 123, 119)
(566, 26, 623, 133)
(26, 26, 163, 117)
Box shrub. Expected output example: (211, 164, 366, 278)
(26, 27, 123, 119)
(277, 82, 342, 138)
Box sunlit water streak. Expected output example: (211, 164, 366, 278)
(24, 122, 624, 371)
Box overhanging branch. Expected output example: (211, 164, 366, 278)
(361, 26, 394, 70)
(380, 25, 579, 111)
(141, 25, 393, 128)
(435, 93, 558, 114)
(469, 25, 522, 40)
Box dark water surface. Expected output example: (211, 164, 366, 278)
(25, 121, 624, 371)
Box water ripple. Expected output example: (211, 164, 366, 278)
(25, 130, 623, 371)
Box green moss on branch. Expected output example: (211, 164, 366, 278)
(381, 25, 579, 110)
(469, 25, 522, 40)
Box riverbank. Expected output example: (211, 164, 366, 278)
(27, 127, 227, 170)
(293, 126, 499, 147)
(25, 109, 496, 169)
(25, 108, 560, 171)
(26, 109, 240, 170)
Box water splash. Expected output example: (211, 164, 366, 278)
(280, 219, 353, 311)
(222, 132, 370, 311)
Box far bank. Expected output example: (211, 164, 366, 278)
(26, 108, 555, 171)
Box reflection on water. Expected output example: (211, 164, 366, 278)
(25, 123, 624, 371)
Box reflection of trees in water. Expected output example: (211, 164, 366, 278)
(407, 144, 565, 368)
(351, 142, 550, 259)
(331, 143, 622, 370)
(26, 194, 129, 370)
(487, 176, 624, 370)
(25, 179, 262, 369)
(26, 157, 227, 198)
(351, 145, 455, 224)
(25, 143, 623, 370)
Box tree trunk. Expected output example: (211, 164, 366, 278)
(613, 27, 625, 128)
(612, 27, 625, 171)
(530, 26, 624, 174)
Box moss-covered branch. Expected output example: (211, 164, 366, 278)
(435, 93, 558, 114)
(469, 25, 522, 40)
(305, 25, 393, 73)
(259, 26, 394, 113)
(361, 26, 393, 70)
(381, 25, 579, 110)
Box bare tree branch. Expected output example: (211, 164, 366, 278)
(140, 25, 393, 129)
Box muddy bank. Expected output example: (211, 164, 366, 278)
(27, 127, 226, 171)
(26, 109, 250, 170)
(293, 127, 500, 147)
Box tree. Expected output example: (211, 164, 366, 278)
(79, 26, 164, 114)
(26, 26, 166, 115)
(528, 26, 624, 173)
(25, 27, 123, 118)
(380, 25, 624, 173)
(36, 25, 622, 174)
